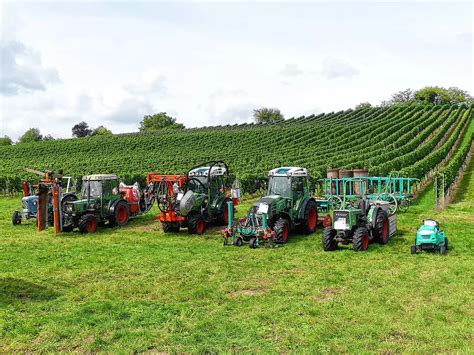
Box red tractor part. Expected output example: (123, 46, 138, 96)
(22, 181, 30, 197)
(147, 174, 188, 223)
(119, 184, 141, 215)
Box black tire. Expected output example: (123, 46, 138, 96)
(373, 209, 389, 244)
(322, 227, 338, 251)
(62, 224, 74, 232)
(300, 200, 318, 235)
(187, 214, 206, 235)
(353, 227, 369, 251)
(411, 245, 417, 254)
(444, 237, 449, 250)
(162, 222, 180, 233)
(112, 200, 130, 227)
(233, 236, 243, 247)
(78, 214, 98, 234)
(249, 237, 258, 249)
(440, 245, 447, 255)
(273, 218, 290, 244)
(12, 211, 21, 225)
(217, 198, 232, 226)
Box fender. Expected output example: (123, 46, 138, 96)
(368, 206, 381, 230)
(108, 199, 121, 216)
(297, 197, 316, 220)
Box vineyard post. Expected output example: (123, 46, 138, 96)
(441, 173, 445, 208)
(434, 175, 438, 209)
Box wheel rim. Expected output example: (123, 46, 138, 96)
(307, 208, 317, 230)
(362, 233, 369, 249)
(117, 205, 127, 224)
(196, 219, 205, 234)
(87, 218, 96, 233)
(282, 225, 289, 242)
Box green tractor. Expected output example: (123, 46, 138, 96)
(322, 197, 396, 251)
(170, 161, 233, 234)
(223, 167, 320, 248)
(63, 174, 131, 233)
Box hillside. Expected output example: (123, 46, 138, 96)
(1, 104, 473, 192)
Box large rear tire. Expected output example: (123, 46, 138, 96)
(300, 200, 318, 235)
(273, 218, 289, 244)
(322, 227, 338, 251)
(373, 209, 389, 244)
(353, 227, 369, 251)
(187, 214, 207, 235)
(78, 214, 98, 234)
(12, 211, 21, 225)
(113, 200, 130, 227)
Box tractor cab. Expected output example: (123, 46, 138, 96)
(64, 174, 121, 217)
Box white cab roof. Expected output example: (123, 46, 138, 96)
(268, 167, 307, 177)
(188, 166, 226, 177)
(83, 174, 118, 181)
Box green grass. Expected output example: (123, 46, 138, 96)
(0, 166, 473, 352)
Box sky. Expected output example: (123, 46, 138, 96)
(0, 0, 473, 140)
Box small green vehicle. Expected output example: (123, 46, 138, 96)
(63, 174, 130, 233)
(223, 167, 321, 248)
(411, 219, 448, 255)
(322, 197, 396, 251)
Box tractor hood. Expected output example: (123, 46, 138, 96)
(64, 198, 98, 214)
(253, 195, 287, 218)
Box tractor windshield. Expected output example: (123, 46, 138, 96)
(268, 176, 291, 198)
(81, 181, 102, 199)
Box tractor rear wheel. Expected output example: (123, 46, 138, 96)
(187, 214, 206, 235)
(273, 218, 289, 244)
(12, 211, 21, 225)
(78, 214, 98, 234)
(162, 222, 180, 233)
(322, 227, 338, 251)
(113, 201, 130, 227)
(353, 227, 369, 251)
(300, 200, 318, 235)
(373, 209, 389, 244)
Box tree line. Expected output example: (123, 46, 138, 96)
(2, 85, 472, 145)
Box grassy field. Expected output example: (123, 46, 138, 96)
(0, 165, 473, 352)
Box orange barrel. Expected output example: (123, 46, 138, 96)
(339, 169, 353, 195)
(353, 168, 369, 195)
(326, 169, 340, 194)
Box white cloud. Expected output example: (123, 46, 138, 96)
(280, 64, 304, 77)
(124, 74, 168, 97)
(320, 57, 359, 80)
(0, 41, 60, 96)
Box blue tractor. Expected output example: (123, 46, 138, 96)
(11, 176, 76, 226)
(411, 219, 448, 255)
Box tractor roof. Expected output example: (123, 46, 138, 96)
(82, 174, 118, 181)
(268, 167, 307, 177)
(188, 166, 226, 177)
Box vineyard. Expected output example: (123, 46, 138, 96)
(1, 104, 473, 195)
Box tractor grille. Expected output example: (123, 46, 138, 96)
(334, 211, 349, 220)
(22, 200, 28, 209)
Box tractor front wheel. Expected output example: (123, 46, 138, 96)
(322, 227, 338, 251)
(79, 214, 98, 234)
(187, 214, 207, 235)
(411, 245, 417, 254)
(300, 200, 318, 235)
(353, 227, 369, 251)
(233, 236, 243, 247)
(162, 222, 180, 233)
(444, 237, 449, 250)
(273, 218, 289, 244)
(440, 245, 447, 255)
(12, 211, 21, 225)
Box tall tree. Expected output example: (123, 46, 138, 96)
(92, 126, 113, 136)
(0, 135, 13, 145)
(253, 107, 284, 124)
(72, 121, 92, 138)
(354, 102, 372, 111)
(18, 128, 43, 144)
(381, 88, 414, 106)
(139, 113, 184, 133)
